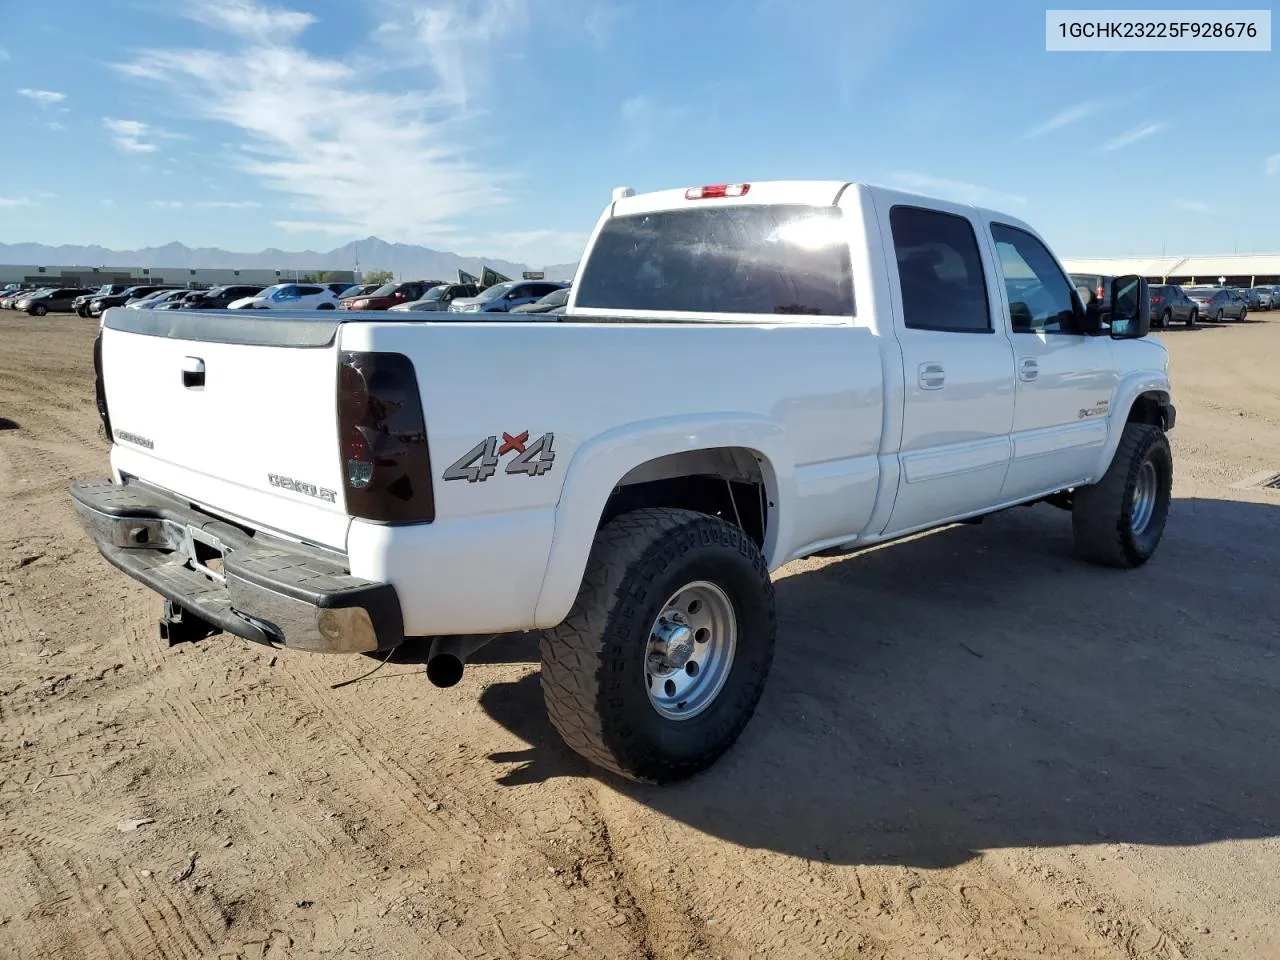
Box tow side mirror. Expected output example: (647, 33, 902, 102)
(1110, 275, 1150, 339)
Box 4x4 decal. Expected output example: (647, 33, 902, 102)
(443, 431, 556, 483)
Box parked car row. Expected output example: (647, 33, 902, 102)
(1, 285, 99, 315)
(341, 278, 571, 315)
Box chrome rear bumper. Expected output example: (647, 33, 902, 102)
(69, 479, 403, 654)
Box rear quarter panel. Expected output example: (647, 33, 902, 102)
(339, 320, 885, 629)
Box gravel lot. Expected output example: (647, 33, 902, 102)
(1, 312, 1278, 960)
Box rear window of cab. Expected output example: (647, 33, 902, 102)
(575, 204, 854, 317)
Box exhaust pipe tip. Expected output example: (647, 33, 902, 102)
(425, 653, 465, 688)
(422, 634, 499, 688)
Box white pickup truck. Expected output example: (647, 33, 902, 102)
(72, 179, 1175, 784)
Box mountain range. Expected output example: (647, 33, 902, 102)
(0, 237, 579, 282)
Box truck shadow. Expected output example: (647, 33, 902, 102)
(477, 495, 1280, 868)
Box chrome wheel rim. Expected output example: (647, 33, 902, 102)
(644, 581, 737, 721)
(1131, 460, 1158, 535)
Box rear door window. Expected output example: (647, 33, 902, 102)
(575, 204, 854, 316)
(889, 205, 991, 333)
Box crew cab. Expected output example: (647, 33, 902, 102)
(71, 179, 1174, 785)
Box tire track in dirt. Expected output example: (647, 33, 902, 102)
(268, 656, 655, 957)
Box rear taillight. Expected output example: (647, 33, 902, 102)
(337, 351, 435, 524)
(93, 334, 112, 442)
(1151, 296, 1162, 304)
(1096, 284, 1105, 299)
(685, 183, 750, 200)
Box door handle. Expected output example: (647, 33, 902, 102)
(1019, 358, 1039, 382)
(918, 362, 945, 390)
(181, 356, 206, 389)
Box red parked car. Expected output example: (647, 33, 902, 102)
(342, 280, 443, 311)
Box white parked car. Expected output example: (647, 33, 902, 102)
(73, 178, 1174, 785)
(228, 283, 342, 311)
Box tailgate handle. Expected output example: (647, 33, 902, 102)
(181, 356, 205, 389)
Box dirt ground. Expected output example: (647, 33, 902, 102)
(1, 313, 1278, 960)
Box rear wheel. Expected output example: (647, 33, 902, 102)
(30, 303, 47, 317)
(1160, 309, 1172, 328)
(1186, 310, 1197, 327)
(540, 508, 776, 783)
(1216, 309, 1225, 323)
(1071, 423, 1172, 569)
(1239, 308, 1248, 322)
(317, 302, 336, 310)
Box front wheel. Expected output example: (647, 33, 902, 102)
(540, 508, 776, 784)
(1239, 308, 1248, 322)
(29, 303, 47, 316)
(1071, 423, 1172, 568)
(1216, 309, 1225, 323)
(1160, 310, 1172, 328)
(1186, 310, 1197, 327)
(317, 302, 336, 310)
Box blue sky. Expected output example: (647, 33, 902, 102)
(1, 0, 1277, 266)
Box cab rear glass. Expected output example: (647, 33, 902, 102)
(575, 204, 854, 316)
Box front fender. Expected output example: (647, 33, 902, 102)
(531, 413, 796, 629)
(1091, 372, 1172, 479)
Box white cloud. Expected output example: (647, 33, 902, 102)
(151, 200, 185, 208)
(104, 117, 161, 153)
(117, 0, 520, 244)
(0, 45, 10, 62)
(1266, 153, 1280, 176)
(46, 121, 66, 131)
(101, 199, 116, 206)
(0, 196, 35, 207)
(187, 0, 316, 36)
(18, 88, 66, 106)
(1098, 121, 1164, 152)
(1173, 199, 1215, 214)
(888, 172, 1028, 210)
(372, 0, 526, 106)
(196, 200, 263, 209)
(1022, 100, 1104, 138)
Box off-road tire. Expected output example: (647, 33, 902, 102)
(1071, 423, 1172, 568)
(539, 508, 776, 784)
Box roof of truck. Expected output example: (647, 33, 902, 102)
(606, 179, 1030, 224)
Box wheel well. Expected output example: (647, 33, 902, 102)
(599, 448, 770, 549)
(1126, 391, 1170, 429)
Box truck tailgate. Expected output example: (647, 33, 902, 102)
(99, 309, 351, 551)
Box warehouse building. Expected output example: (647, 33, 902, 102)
(1060, 254, 1280, 287)
(0, 264, 356, 288)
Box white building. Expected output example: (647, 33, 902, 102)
(1061, 254, 1280, 287)
(0, 264, 356, 288)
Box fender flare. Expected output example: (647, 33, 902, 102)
(1091, 373, 1171, 479)
(532, 413, 795, 628)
